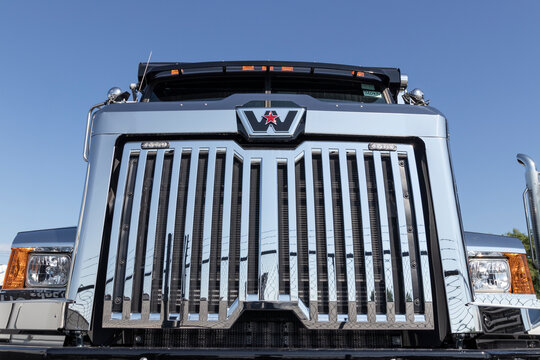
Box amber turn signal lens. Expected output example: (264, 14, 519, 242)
(3, 248, 34, 289)
(505, 253, 535, 294)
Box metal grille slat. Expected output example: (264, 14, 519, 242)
(200, 148, 217, 320)
(123, 151, 148, 310)
(355, 150, 376, 321)
(247, 161, 261, 297)
(381, 154, 405, 316)
(228, 156, 243, 306)
(188, 151, 209, 316)
(131, 152, 157, 317)
(238, 158, 251, 301)
(337, 150, 357, 320)
(105, 148, 134, 304)
(219, 150, 235, 316)
(182, 150, 201, 319)
(142, 150, 165, 305)
(390, 152, 415, 321)
(287, 157, 299, 302)
(166, 151, 189, 319)
(405, 151, 433, 304)
(372, 152, 395, 321)
(303, 150, 319, 316)
(294, 155, 310, 307)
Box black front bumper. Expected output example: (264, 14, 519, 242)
(2, 347, 540, 360)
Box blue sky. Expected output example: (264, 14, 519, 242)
(0, 1, 539, 264)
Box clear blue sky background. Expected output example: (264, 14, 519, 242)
(0, 1, 539, 264)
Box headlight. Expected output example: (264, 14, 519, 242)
(469, 258, 511, 293)
(25, 254, 71, 288)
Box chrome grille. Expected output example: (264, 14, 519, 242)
(103, 140, 433, 329)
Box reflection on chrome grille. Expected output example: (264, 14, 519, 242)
(103, 140, 433, 329)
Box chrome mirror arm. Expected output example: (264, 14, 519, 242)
(83, 101, 106, 162)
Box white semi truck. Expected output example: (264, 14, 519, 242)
(1, 61, 540, 359)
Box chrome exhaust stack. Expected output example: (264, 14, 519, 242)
(517, 153, 540, 271)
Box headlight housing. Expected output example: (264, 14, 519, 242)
(25, 254, 71, 288)
(468, 253, 535, 294)
(469, 258, 511, 293)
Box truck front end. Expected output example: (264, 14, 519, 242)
(2, 61, 540, 359)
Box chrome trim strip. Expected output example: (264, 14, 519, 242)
(200, 147, 217, 307)
(142, 150, 165, 303)
(239, 156, 251, 301)
(321, 148, 338, 307)
(406, 150, 433, 303)
(219, 150, 234, 304)
(123, 150, 148, 305)
(163, 148, 182, 320)
(338, 150, 357, 313)
(356, 149, 375, 318)
(390, 151, 414, 320)
(373, 151, 394, 320)
(303, 150, 318, 304)
(181, 149, 200, 304)
(104, 147, 134, 299)
(259, 155, 279, 301)
(287, 156, 299, 302)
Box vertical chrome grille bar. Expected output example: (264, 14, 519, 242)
(287, 157, 299, 302)
(338, 150, 357, 320)
(373, 151, 395, 321)
(219, 149, 234, 316)
(355, 149, 375, 321)
(239, 157, 251, 301)
(200, 147, 217, 320)
(406, 150, 433, 303)
(123, 150, 148, 317)
(390, 151, 414, 322)
(141, 150, 165, 319)
(303, 150, 318, 318)
(161, 150, 182, 320)
(321, 148, 337, 320)
(181, 149, 200, 317)
(105, 148, 133, 302)
(260, 155, 279, 301)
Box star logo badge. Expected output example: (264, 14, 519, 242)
(262, 111, 279, 126)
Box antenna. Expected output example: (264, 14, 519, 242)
(138, 51, 153, 93)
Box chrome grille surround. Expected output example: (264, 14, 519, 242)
(102, 140, 434, 330)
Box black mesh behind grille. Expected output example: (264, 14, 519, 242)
(208, 152, 226, 314)
(277, 162, 290, 296)
(329, 153, 347, 314)
(248, 162, 261, 295)
(295, 157, 309, 305)
(140, 311, 396, 348)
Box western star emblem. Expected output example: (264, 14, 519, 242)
(263, 111, 279, 126)
(236, 107, 306, 139)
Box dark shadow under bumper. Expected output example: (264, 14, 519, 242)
(2, 347, 540, 360)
